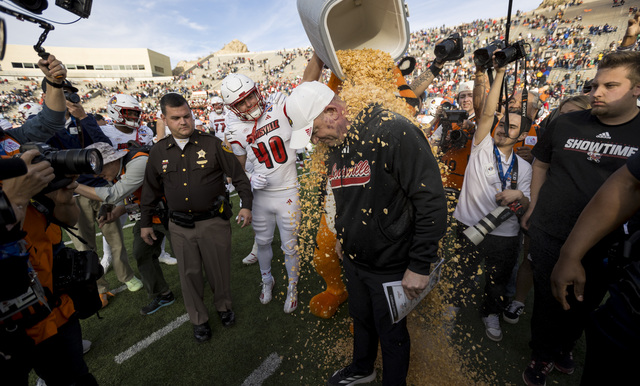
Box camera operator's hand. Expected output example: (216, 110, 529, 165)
(495, 189, 524, 206)
(38, 54, 67, 84)
(46, 177, 80, 227)
(38, 54, 67, 113)
(66, 101, 88, 120)
(3, 150, 55, 210)
(461, 119, 476, 134)
(98, 205, 126, 228)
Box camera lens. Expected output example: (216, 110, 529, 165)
(65, 93, 81, 104)
(435, 40, 456, 61)
(48, 149, 103, 175)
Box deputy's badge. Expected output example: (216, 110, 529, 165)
(222, 142, 233, 153)
(162, 160, 169, 172)
(197, 149, 206, 159)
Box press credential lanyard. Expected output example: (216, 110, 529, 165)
(493, 144, 518, 191)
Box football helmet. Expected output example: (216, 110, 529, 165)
(221, 74, 264, 121)
(106, 94, 142, 130)
(17, 102, 43, 120)
(210, 96, 224, 114)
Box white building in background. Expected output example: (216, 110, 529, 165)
(0, 45, 172, 79)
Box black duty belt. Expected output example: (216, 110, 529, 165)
(169, 210, 216, 228)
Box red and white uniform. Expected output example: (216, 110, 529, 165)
(226, 97, 300, 281)
(101, 123, 154, 150)
(208, 109, 228, 142)
(226, 100, 298, 191)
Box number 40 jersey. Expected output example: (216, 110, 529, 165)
(225, 98, 300, 191)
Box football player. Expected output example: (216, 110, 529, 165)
(208, 96, 227, 142)
(221, 73, 301, 313)
(102, 94, 176, 266)
(103, 94, 154, 150)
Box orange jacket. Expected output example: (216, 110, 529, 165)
(23, 206, 75, 345)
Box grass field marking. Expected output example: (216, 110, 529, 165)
(114, 313, 190, 364)
(240, 352, 282, 386)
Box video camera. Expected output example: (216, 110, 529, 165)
(494, 40, 528, 68)
(434, 33, 465, 62)
(437, 102, 470, 151)
(0, 1, 93, 61)
(463, 200, 525, 245)
(474, 40, 505, 70)
(19, 142, 103, 193)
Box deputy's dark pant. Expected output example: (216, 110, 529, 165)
(133, 221, 170, 299)
(343, 257, 410, 386)
(2, 316, 97, 386)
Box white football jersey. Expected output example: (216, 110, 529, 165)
(208, 109, 228, 142)
(226, 99, 298, 191)
(101, 123, 154, 150)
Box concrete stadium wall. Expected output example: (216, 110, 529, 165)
(0, 45, 172, 79)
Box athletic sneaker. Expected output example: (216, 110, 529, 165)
(260, 278, 274, 304)
(327, 364, 376, 386)
(242, 252, 258, 265)
(523, 359, 554, 386)
(140, 292, 175, 315)
(158, 252, 178, 265)
(554, 351, 575, 375)
(242, 242, 259, 265)
(503, 300, 525, 324)
(284, 283, 298, 314)
(82, 339, 92, 354)
(125, 276, 143, 292)
(481, 314, 503, 342)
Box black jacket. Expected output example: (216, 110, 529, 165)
(327, 105, 446, 275)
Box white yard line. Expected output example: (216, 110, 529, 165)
(241, 352, 282, 386)
(114, 314, 190, 364)
(114, 315, 282, 386)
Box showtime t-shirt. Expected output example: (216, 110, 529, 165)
(531, 109, 640, 239)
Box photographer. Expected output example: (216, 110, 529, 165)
(45, 83, 140, 307)
(0, 151, 97, 385)
(428, 80, 480, 196)
(449, 54, 532, 343)
(74, 142, 175, 316)
(0, 54, 67, 156)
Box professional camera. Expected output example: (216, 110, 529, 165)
(494, 40, 528, 68)
(64, 90, 80, 104)
(441, 108, 469, 124)
(434, 33, 465, 62)
(20, 142, 103, 193)
(463, 200, 525, 245)
(474, 40, 505, 69)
